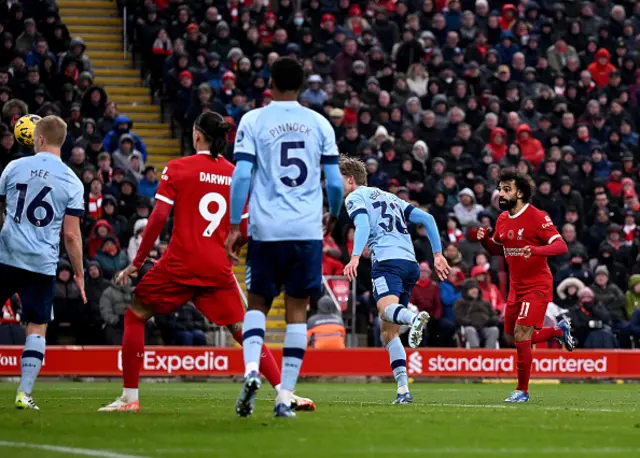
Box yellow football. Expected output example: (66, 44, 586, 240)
(13, 114, 42, 146)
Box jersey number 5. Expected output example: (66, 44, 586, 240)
(14, 183, 54, 227)
(199, 192, 227, 237)
(280, 141, 307, 187)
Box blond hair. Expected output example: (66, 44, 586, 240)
(34, 115, 67, 148)
(339, 156, 367, 186)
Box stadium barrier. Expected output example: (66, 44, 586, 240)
(1, 347, 639, 378)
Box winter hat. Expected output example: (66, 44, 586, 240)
(595, 265, 609, 278)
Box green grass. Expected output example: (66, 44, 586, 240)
(0, 382, 639, 457)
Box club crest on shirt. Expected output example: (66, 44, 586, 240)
(507, 230, 515, 240)
(517, 228, 524, 240)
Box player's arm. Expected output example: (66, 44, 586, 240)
(131, 165, 177, 269)
(527, 212, 568, 258)
(319, 116, 343, 232)
(0, 163, 11, 228)
(405, 205, 450, 280)
(480, 234, 504, 256)
(528, 234, 568, 257)
(343, 193, 369, 281)
(478, 218, 504, 256)
(65, 177, 87, 302)
(406, 206, 442, 255)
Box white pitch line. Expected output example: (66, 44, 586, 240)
(346, 447, 640, 455)
(328, 399, 636, 413)
(0, 441, 151, 458)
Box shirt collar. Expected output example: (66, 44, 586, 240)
(508, 203, 529, 219)
(37, 151, 62, 161)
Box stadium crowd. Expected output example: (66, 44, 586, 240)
(2, 0, 640, 349)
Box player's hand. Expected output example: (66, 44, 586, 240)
(116, 265, 139, 286)
(323, 212, 336, 237)
(225, 226, 243, 264)
(433, 253, 451, 281)
(523, 245, 532, 259)
(344, 256, 360, 281)
(74, 274, 87, 304)
(477, 227, 490, 240)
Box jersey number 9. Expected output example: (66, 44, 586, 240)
(199, 192, 227, 237)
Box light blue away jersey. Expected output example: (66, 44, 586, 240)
(0, 153, 84, 275)
(233, 101, 339, 241)
(346, 186, 417, 263)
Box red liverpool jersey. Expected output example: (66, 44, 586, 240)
(154, 152, 237, 287)
(492, 204, 561, 301)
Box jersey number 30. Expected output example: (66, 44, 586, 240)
(199, 192, 227, 237)
(14, 183, 54, 227)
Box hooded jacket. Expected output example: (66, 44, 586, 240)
(88, 219, 117, 259)
(53, 259, 82, 323)
(103, 115, 148, 160)
(453, 188, 484, 228)
(626, 274, 640, 319)
(453, 279, 498, 328)
(516, 124, 545, 168)
(58, 37, 94, 75)
(499, 4, 517, 30)
(587, 49, 616, 88)
(94, 238, 129, 279)
(99, 277, 134, 326)
(486, 128, 508, 161)
(85, 261, 110, 321)
(591, 269, 627, 323)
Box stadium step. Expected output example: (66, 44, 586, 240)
(94, 76, 140, 86)
(65, 25, 121, 34)
(59, 0, 177, 167)
(117, 104, 157, 113)
(57, 0, 114, 8)
(61, 8, 118, 17)
(64, 16, 121, 26)
(105, 86, 149, 96)
(110, 94, 151, 104)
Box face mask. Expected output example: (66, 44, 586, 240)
(294, 17, 303, 26)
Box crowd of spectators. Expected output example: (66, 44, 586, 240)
(3, 0, 640, 349)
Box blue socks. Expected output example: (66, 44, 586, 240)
(18, 334, 45, 395)
(278, 323, 307, 406)
(242, 310, 266, 376)
(382, 304, 416, 325)
(386, 337, 408, 393)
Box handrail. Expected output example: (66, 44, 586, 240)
(122, 5, 127, 61)
(323, 275, 357, 347)
(235, 274, 358, 346)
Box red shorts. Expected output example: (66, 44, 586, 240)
(135, 263, 245, 326)
(504, 296, 549, 335)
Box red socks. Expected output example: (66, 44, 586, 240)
(515, 340, 532, 394)
(532, 327, 563, 344)
(232, 330, 281, 388)
(122, 308, 146, 389)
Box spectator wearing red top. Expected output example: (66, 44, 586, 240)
(485, 127, 508, 161)
(516, 123, 544, 168)
(588, 48, 616, 88)
(471, 265, 505, 318)
(498, 4, 517, 31)
(258, 12, 277, 47)
(409, 263, 456, 347)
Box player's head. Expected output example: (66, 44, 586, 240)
(339, 156, 367, 196)
(33, 115, 67, 154)
(497, 167, 533, 211)
(193, 112, 232, 158)
(269, 57, 304, 96)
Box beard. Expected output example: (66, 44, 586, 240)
(498, 196, 517, 210)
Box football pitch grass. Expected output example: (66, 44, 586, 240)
(0, 382, 639, 458)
